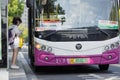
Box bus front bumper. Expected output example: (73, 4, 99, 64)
(34, 48, 120, 66)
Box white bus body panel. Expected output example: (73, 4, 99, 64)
(35, 36, 119, 56)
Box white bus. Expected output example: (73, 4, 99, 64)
(26, 0, 120, 71)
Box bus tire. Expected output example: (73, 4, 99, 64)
(28, 45, 34, 67)
(33, 66, 40, 72)
(28, 44, 32, 59)
(98, 64, 109, 71)
(29, 54, 34, 67)
(30, 58, 34, 67)
(30, 59, 39, 72)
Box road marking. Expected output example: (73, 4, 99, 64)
(104, 76, 120, 80)
(111, 64, 120, 67)
(89, 74, 104, 79)
(80, 73, 120, 80)
(78, 74, 101, 80)
(112, 72, 120, 74)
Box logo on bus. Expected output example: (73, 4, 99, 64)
(76, 44, 82, 50)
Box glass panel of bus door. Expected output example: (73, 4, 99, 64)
(0, 0, 7, 67)
(0, 1, 2, 61)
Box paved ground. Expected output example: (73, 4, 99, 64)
(9, 48, 120, 80)
(23, 50, 120, 80)
(0, 68, 8, 80)
(9, 51, 27, 80)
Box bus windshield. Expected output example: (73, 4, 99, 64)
(35, 0, 118, 30)
(35, 0, 119, 41)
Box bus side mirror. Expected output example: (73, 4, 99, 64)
(26, 0, 30, 7)
(26, 0, 33, 8)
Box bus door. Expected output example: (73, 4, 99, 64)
(0, 0, 7, 67)
(0, 1, 1, 60)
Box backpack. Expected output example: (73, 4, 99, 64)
(8, 28, 14, 45)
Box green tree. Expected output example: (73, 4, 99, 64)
(43, 0, 65, 18)
(57, 4, 65, 14)
(8, 0, 28, 42)
(8, 0, 24, 26)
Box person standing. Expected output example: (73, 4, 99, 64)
(9, 17, 22, 69)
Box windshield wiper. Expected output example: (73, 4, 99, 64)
(95, 27, 111, 39)
(68, 27, 88, 29)
(68, 26, 111, 38)
(43, 30, 59, 38)
(41, 26, 111, 39)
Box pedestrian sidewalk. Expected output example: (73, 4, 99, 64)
(9, 51, 27, 80)
(0, 68, 8, 80)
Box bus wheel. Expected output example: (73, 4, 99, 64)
(30, 59, 39, 72)
(98, 64, 109, 71)
(30, 58, 34, 67)
(33, 66, 39, 72)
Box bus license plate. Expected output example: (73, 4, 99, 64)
(68, 58, 89, 64)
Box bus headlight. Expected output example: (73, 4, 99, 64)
(41, 45, 46, 50)
(104, 41, 120, 51)
(104, 46, 109, 51)
(35, 43, 46, 50)
(110, 44, 115, 49)
(35, 43, 41, 50)
(47, 47, 52, 52)
(35, 42, 53, 52)
(115, 42, 119, 47)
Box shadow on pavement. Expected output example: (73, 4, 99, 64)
(32, 65, 111, 75)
